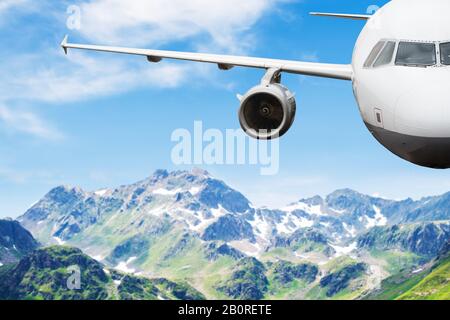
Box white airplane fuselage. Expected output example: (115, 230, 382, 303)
(352, 0, 450, 168)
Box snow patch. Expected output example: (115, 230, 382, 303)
(296, 217, 314, 228)
(95, 189, 108, 196)
(126, 256, 137, 264)
(249, 214, 271, 242)
(189, 205, 228, 232)
(210, 205, 228, 218)
(92, 255, 104, 262)
(113, 280, 122, 286)
(329, 242, 357, 257)
(365, 206, 388, 229)
(412, 267, 424, 274)
(145, 206, 168, 217)
(115, 256, 137, 274)
(152, 188, 181, 196)
(343, 223, 357, 237)
(276, 212, 314, 235)
(188, 187, 201, 195)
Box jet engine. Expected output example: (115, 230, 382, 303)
(238, 69, 296, 140)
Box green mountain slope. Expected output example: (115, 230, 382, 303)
(306, 258, 368, 300)
(364, 245, 450, 300)
(0, 246, 204, 300)
(397, 255, 449, 300)
(362, 269, 429, 300)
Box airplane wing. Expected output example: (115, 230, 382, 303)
(61, 36, 353, 81)
(310, 12, 371, 20)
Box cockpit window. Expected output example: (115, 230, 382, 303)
(440, 42, 450, 65)
(373, 41, 396, 67)
(395, 42, 436, 67)
(364, 41, 385, 68)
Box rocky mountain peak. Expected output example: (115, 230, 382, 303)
(45, 185, 86, 203)
(299, 195, 324, 206)
(191, 167, 210, 177)
(144, 168, 210, 185)
(153, 169, 169, 179)
(326, 188, 367, 203)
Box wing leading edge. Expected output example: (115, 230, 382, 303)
(61, 36, 353, 81)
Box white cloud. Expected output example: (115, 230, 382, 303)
(0, 0, 37, 24)
(77, 0, 282, 52)
(0, 0, 28, 13)
(0, 50, 190, 103)
(0, 104, 63, 140)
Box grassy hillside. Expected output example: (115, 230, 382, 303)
(0, 246, 205, 300)
(363, 270, 429, 300)
(364, 246, 449, 300)
(397, 255, 449, 300)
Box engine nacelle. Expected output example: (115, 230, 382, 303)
(238, 83, 296, 139)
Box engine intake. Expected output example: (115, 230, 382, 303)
(239, 83, 296, 140)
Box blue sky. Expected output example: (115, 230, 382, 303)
(1, 0, 450, 218)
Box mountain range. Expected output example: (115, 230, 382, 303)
(0, 168, 448, 299)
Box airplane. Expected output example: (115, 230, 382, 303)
(61, 0, 450, 169)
